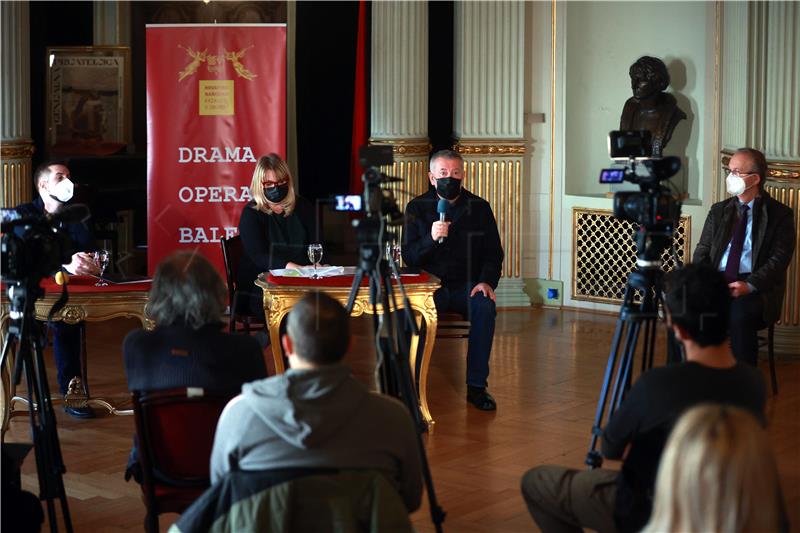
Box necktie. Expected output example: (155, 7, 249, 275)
(724, 203, 749, 283)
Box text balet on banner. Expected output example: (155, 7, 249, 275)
(146, 24, 287, 276)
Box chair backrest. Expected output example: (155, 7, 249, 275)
(220, 235, 243, 306)
(173, 469, 413, 533)
(132, 388, 233, 488)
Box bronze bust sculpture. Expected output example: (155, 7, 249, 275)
(619, 56, 686, 157)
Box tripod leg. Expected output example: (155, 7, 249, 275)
(609, 319, 641, 413)
(24, 318, 74, 533)
(585, 314, 627, 467)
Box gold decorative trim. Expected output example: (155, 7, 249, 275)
(721, 150, 800, 180)
(0, 140, 35, 159)
(368, 138, 432, 157)
(452, 142, 526, 155)
(572, 208, 691, 305)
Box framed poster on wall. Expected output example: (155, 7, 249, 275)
(45, 46, 131, 156)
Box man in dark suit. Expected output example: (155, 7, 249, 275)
(402, 149, 504, 411)
(13, 161, 99, 418)
(693, 147, 796, 365)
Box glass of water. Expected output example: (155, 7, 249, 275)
(94, 249, 110, 286)
(307, 243, 323, 279)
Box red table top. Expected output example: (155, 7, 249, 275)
(39, 275, 152, 294)
(265, 272, 430, 287)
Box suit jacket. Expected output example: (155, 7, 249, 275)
(124, 323, 267, 393)
(694, 190, 796, 324)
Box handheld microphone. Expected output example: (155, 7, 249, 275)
(436, 199, 448, 244)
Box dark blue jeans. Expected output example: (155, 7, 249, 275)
(48, 322, 83, 395)
(729, 292, 765, 366)
(434, 283, 497, 388)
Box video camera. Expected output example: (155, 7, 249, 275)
(1, 206, 84, 286)
(598, 130, 682, 229)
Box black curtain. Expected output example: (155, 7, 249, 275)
(428, 1, 454, 153)
(295, 1, 363, 200)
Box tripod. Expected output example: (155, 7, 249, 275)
(345, 226, 446, 533)
(2, 282, 73, 533)
(585, 229, 682, 468)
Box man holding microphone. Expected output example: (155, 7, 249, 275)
(403, 150, 504, 411)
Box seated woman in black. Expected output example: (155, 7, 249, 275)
(237, 153, 321, 319)
(123, 252, 267, 483)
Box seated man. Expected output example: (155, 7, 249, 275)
(402, 149, 504, 411)
(693, 147, 795, 365)
(210, 292, 423, 513)
(521, 264, 766, 533)
(124, 252, 267, 483)
(13, 160, 99, 418)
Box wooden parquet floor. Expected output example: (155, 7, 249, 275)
(4, 308, 799, 532)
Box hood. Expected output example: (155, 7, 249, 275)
(241, 365, 367, 449)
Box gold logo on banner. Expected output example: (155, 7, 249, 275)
(177, 45, 258, 81)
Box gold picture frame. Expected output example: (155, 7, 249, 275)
(45, 46, 132, 156)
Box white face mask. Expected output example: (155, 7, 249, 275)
(725, 173, 746, 196)
(49, 178, 74, 203)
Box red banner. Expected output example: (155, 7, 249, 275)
(146, 24, 286, 275)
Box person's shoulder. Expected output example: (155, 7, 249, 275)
(406, 189, 436, 212)
(463, 190, 493, 211)
(763, 193, 793, 216)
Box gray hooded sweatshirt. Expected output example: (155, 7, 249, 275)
(210, 364, 423, 512)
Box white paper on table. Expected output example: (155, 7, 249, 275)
(269, 266, 346, 278)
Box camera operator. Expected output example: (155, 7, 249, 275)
(12, 161, 98, 418)
(693, 148, 796, 366)
(521, 264, 766, 533)
(403, 149, 504, 411)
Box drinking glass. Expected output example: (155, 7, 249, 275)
(94, 249, 110, 286)
(307, 243, 323, 279)
(385, 242, 401, 265)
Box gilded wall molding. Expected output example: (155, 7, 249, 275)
(0, 140, 35, 159)
(368, 138, 432, 157)
(453, 142, 527, 155)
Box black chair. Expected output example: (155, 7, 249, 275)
(436, 311, 471, 339)
(758, 323, 778, 395)
(220, 235, 265, 334)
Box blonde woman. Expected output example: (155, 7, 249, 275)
(237, 154, 321, 318)
(643, 404, 783, 533)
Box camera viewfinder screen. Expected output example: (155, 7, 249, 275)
(335, 195, 362, 211)
(599, 169, 625, 184)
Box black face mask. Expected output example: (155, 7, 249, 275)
(265, 184, 289, 203)
(436, 177, 462, 200)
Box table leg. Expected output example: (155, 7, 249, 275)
(414, 305, 438, 434)
(267, 310, 287, 374)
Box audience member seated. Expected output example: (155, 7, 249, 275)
(123, 252, 267, 483)
(520, 263, 766, 533)
(210, 292, 423, 513)
(643, 404, 782, 533)
(693, 147, 796, 365)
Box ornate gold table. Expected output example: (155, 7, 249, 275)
(256, 272, 441, 431)
(1, 278, 151, 434)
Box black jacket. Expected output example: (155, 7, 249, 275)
(402, 188, 504, 288)
(13, 197, 95, 253)
(123, 323, 267, 392)
(237, 196, 320, 294)
(693, 191, 795, 324)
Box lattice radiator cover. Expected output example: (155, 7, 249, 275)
(572, 208, 691, 304)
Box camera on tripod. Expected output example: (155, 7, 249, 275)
(1, 209, 77, 287)
(599, 130, 682, 230)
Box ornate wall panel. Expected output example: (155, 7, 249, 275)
(459, 150, 524, 280)
(572, 208, 691, 305)
(1, 1, 32, 208)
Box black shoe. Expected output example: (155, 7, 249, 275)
(467, 386, 497, 411)
(64, 405, 95, 419)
